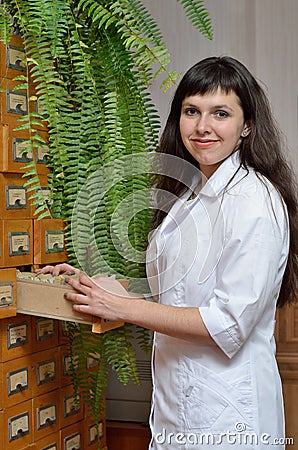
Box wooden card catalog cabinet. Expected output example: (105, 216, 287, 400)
(0, 34, 26, 79)
(0, 268, 17, 318)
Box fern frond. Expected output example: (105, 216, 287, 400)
(0, 2, 13, 44)
(176, 0, 213, 39)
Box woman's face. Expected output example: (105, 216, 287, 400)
(179, 88, 248, 178)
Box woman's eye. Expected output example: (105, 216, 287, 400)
(214, 110, 228, 118)
(185, 107, 198, 116)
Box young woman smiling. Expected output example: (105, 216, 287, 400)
(37, 56, 298, 449)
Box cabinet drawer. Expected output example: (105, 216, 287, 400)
(0, 314, 33, 361)
(3, 399, 33, 449)
(31, 348, 61, 397)
(0, 219, 33, 267)
(33, 219, 67, 265)
(0, 173, 32, 219)
(0, 34, 26, 79)
(32, 391, 60, 441)
(0, 267, 17, 319)
(3, 355, 33, 408)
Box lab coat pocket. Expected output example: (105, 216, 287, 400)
(180, 357, 254, 432)
(184, 377, 228, 429)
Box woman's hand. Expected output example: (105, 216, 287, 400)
(64, 274, 130, 322)
(35, 263, 81, 277)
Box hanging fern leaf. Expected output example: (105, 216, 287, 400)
(0, 1, 12, 43)
(176, 0, 213, 39)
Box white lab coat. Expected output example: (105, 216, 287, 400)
(146, 152, 289, 450)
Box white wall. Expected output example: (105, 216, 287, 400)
(254, 0, 298, 171)
(141, 0, 298, 173)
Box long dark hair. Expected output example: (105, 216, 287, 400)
(152, 56, 298, 307)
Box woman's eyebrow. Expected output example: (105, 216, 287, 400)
(182, 101, 234, 112)
(213, 104, 234, 112)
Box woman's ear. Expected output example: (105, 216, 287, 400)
(241, 123, 251, 137)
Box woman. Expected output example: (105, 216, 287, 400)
(38, 56, 298, 449)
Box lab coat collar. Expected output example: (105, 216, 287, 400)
(199, 151, 244, 198)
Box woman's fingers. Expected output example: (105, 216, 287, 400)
(35, 265, 54, 274)
(64, 291, 90, 305)
(67, 274, 112, 298)
(35, 263, 81, 276)
(64, 274, 128, 322)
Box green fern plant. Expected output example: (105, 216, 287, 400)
(0, 0, 212, 446)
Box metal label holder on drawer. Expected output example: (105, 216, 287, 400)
(16, 275, 126, 334)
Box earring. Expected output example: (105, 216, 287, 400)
(241, 130, 249, 137)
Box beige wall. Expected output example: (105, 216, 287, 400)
(142, 0, 298, 173)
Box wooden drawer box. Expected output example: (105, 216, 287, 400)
(0, 34, 26, 79)
(31, 348, 61, 397)
(32, 391, 60, 441)
(34, 219, 67, 265)
(16, 274, 125, 333)
(3, 399, 33, 450)
(0, 124, 50, 174)
(32, 317, 59, 352)
(83, 418, 106, 449)
(0, 219, 33, 267)
(0, 173, 32, 219)
(33, 130, 50, 175)
(0, 267, 17, 318)
(59, 384, 84, 429)
(16, 278, 96, 326)
(60, 420, 84, 450)
(0, 123, 31, 173)
(3, 355, 33, 408)
(34, 431, 61, 450)
(60, 345, 76, 388)
(58, 321, 70, 346)
(29, 174, 51, 218)
(0, 78, 29, 128)
(0, 314, 33, 362)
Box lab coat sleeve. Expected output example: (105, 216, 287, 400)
(199, 189, 288, 359)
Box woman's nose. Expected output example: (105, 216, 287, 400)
(196, 114, 211, 134)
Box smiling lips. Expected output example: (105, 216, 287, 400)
(191, 138, 219, 148)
